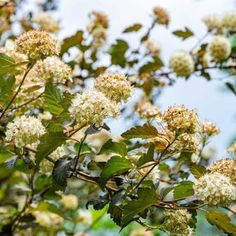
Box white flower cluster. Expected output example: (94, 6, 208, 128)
(208, 36, 231, 62)
(60, 194, 78, 209)
(144, 39, 161, 57)
(69, 89, 120, 126)
(201, 121, 220, 137)
(95, 73, 132, 102)
(33, 12, 60, 33)
(169, 51, 194, 77)
(5, 115, 46, 147)
(207, 159, 236, 185)
(202, 15, 222, 33)
(163, 105, 200, 134)
(203, 12, 236, 32)
(163, 209, 194, 236)
(193, 172, 236, 206)
(222, 12, 236, 32)
(15, 30, 60, 60)
(28, 56, 72, 84)
(32, 211, 63, 228)
(135, 100, 161, 119)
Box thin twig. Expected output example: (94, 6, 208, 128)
(0, 63, 34, 119)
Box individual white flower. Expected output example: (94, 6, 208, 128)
(95, 73, 132, 102)
(208, 36, 231, 61)
(169, 51, 194, 77)
(193, 172, 236, 206)
(163, 209, 194, 236)
(5, 115, 46, 147)
(15, 30, 60, 60)
(69, 89, 120, 126)
(33, 12, 60, 33)
(28, 56, 72, 84)
(60, 194, 78, 209)
(222, 12, 236, 31)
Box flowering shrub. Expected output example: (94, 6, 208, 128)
(0, 0, 235, 235)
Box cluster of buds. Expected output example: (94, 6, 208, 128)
(153, 6, 169, 26)
(163, 209, 194, 236)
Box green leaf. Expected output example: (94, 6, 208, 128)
(35, 202, 65, 218)
(121, 123, 159, 139)
(0, 74, 15, 109)
(86, 195, 109, 210)
(206, 210, 236, 235)
(173, 181, 194, 200)
(123, 24, 142, 33)
(173, 27, 194, 40)
(122, 188, 157, 227)
(108, 190, 126, 226)
(52, 158, 73, 189)
(99, 139, 127, 157)
(139, 57, 163, 74)
(99, 156, 132, 188)
(137, 144, 154, 167)
(35, 131, 67, 166)
(44, 83, 64, 115)
(61, 31, 83, 55)
(190, 164, 206, 179)
(109, 39, 129, 67)
(0, 53, 20, 75)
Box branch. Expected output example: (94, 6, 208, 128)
(0, 63, 34, 120)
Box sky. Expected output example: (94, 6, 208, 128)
(27, 0, 236, 156)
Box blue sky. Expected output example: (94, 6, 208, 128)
(27, 0, 236, 156)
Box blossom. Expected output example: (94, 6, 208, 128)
(222, 12, 236, 31)
(169, 51, 194, 77)
(144, 39, 161, 57)
(153, 7, 169, 25)
(135, 100, 161, 119)
(202, 15, 222, 32)
(28, 56, 72, 84)
(5, 115, 46, 147)
(15, 30, 60, 60)
(61, 194, 78, 210)
(32, 211, 63, 228)
(95, 73, 132, 102)
(163, 105, 200, 134)
(207, 159, 236, 184)
(163, 209, 194, 236)
(69, 89, 120, 126)
(33, 12, 60, 33)
(201, 121, 220, 136)
(208, 36, 231, 61)
(193, 172, 236, 206)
